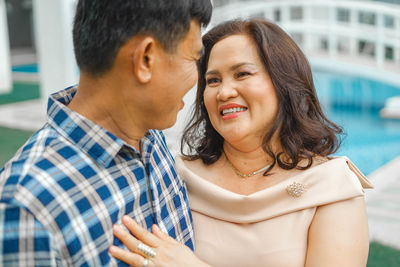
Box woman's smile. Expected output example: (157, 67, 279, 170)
(219, 103, 248, 120)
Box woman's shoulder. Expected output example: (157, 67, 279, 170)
(312, 156, 373, 189)
(306, 157, 371, 265)
(292, 156, 373, 205)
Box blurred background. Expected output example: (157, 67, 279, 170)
(0, 0, 399, 265)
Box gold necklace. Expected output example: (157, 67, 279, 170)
(223, 150, 271, 178)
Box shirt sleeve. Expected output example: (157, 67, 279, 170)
(0, 203, 57, 266)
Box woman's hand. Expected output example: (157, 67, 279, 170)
(109, 215, 210, 267)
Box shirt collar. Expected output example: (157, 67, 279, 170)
(46, 86, 127, 167)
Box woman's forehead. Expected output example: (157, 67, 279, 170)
(207, 35, 260, 70)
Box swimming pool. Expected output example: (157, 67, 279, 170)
(313, 70, 400, 175)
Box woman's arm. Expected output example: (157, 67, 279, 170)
(305, 196, 369, 267)
(109, 215, 211, 267)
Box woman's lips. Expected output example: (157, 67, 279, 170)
(221, 109, 247, 120)
(219, 104, 248, 120)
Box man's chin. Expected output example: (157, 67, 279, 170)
(152, 117, 178, 131)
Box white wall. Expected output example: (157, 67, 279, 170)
(164, 86, 198, 156)
(33, 0, 78, 99)
(0, 0, 11, 93)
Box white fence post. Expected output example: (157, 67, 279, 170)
(0, 0, 11, 93)
(32, 0, 78, 100)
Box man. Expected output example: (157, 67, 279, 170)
(0, 0, 212, 265)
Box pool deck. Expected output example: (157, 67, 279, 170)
(0, 99, 400, 249)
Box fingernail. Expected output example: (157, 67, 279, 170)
(113, 225, 122, 233)
(153, 224, 162, 233)
(109, 245, 118, 254)
(122, 215, 133, 224)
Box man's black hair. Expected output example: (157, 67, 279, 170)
(73, 0, 212, 76)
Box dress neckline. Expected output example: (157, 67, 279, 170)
(177, 156, 336, 197)
(176, 156, 372, 223)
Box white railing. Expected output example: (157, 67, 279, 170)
(211, 0, 400, 87)
(33, 0, 78, 100)
(0, 0, 11, 93)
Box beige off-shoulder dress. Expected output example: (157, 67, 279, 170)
(176, 156, 373, 267)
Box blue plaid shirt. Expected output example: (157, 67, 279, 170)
(0, 87, 194, 266)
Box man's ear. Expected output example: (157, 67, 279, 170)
(132, 36, 156, 83)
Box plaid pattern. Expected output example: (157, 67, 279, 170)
(0, 86, 194, 266)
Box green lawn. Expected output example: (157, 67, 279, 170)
(0, 81, 39, 165)
(0, 81, 40, 105)
(0, 126, 34, 166)
(1, 81, 400, 266)
(368, 242, 400, 267)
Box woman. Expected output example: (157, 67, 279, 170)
(109, 19, 373, 267)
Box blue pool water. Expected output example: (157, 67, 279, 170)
(12, 64, 38, 73)
(313, 70, 400, 175)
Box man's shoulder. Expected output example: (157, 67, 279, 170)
(0, 125, 85, 200)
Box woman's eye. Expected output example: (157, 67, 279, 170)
(236, 71, 250, 78)
(206, 78, 220, 85)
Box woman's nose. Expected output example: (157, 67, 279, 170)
(216, 82, 239, 101)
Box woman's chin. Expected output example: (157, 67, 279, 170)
(222, 133, 249, 146)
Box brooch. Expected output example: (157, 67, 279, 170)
(286, 182, 306, 198)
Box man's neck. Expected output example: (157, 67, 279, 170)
(68, 75, 147, 150)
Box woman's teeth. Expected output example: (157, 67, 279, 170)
(222, 107, 247, 115)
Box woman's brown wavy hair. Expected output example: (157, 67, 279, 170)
(181, 19, 343, 174)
